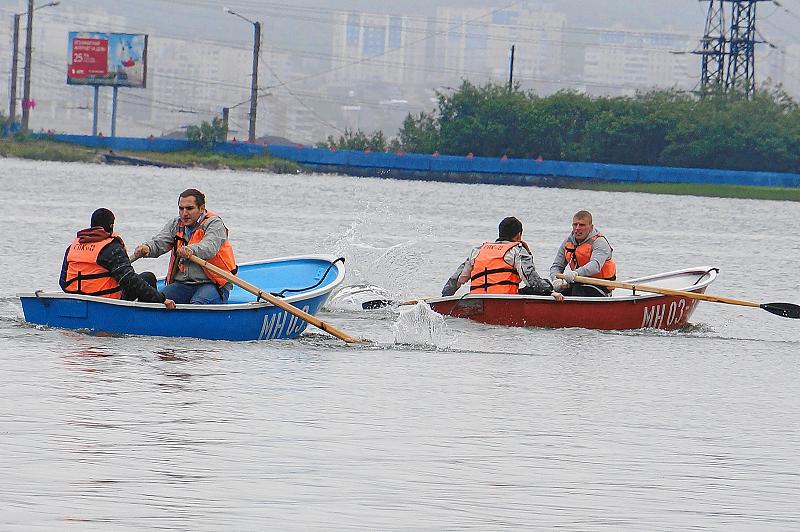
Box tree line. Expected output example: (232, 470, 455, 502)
(320, 81, 800, 173)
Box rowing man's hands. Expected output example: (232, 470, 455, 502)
(133, 244, 150, 260)
(176, 246, 194, 259)
(551, 292, 564, 302)
(562, 270, 578, 283)
(163, 298, 176, 310)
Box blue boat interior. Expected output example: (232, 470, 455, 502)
(156, 258, 341, 304)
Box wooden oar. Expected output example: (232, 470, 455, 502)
(557, 273, 800, 319)
(185, 254, 363, 343)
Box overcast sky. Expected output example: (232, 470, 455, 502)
(3, 0, 798, 52)
(3, 0, 799, 138)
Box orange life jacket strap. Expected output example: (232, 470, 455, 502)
(64, 270, 114, 286)
(63, 271, 122, 296)
(471, 279, 519, 290)
(469, 267, 518, 282)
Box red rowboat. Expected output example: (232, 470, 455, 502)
(425, 267, 718, 331)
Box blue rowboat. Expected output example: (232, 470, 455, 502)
(17, 255, 345, 341)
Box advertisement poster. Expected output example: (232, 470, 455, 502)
(67, 32, 148, 87)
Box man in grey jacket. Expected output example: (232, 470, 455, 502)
(442, 216, 564, 301)
(132, 189, 236, 304)
(550, 210, 616, 297)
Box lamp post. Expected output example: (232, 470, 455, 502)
(8, 13, 20, 124)
(14, 0, 59, 131)
(225, 7, 260, 143)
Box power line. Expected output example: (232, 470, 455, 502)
(257, 51, 343, 133)
(253, 2, 526, 94)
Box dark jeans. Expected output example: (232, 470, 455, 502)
(122, 271, 159, 301)
(140, 271, 157, 289)
(161, 281, 230, 304)
(519, 285, 550, 295)
(563, 283, 611, 297)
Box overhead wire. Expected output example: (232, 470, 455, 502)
(15, 0, 800, 136)
(245, 2, 539, 97)
(258, 50, 344, 133)
(13, 3, 703, 98)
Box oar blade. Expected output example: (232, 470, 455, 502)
(760, 303, 800, 319)
(362, 299, 392, 310)
(362, 298, 428, 310)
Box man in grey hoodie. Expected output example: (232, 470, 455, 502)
(442, 216, 563, 301)
(132, 189, 237, 305)
(550, 210, 617, 297)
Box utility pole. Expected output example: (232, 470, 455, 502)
(508, 44, 515, 90)
(222, 107, 230, 141)
(249, 21, 261, 143)
(225, 8, 261, 143)
(9, 14, 21, 123)
(697, 0, 769, 98)
(698, 0, 726, 94)
(21, 0, 34, 131)
(726, 0, 766, 97)
(18, 1, 60, 130)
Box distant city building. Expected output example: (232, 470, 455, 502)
(325, 4, 567, 137)
(331, 12, 429, 86)
(754, 44, 787, 90)
(147, 36, 251, 135)
(776, 44, 800, 96)
(584, 29, 700, 95)
(582, 29, 695, 95)
(6, 3, 800, 142)
(431, 5, 567, 92)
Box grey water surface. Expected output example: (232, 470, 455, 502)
(1, 158, 798, 530)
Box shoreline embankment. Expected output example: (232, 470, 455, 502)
(4, 133, 800, 201)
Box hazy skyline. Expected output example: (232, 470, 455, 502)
(3, 0, 800, 141)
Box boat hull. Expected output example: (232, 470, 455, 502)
(427, 267, 717, 331)
(18, 255, 344, 341)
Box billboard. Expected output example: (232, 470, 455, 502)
(67, 32, 148, 88)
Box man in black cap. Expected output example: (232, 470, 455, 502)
(60, 208, 176, 309)
(441, 216, 563, 301)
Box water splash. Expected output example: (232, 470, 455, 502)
(327, 283, 392, 312)
(391, 301, 456, 349)
(323, 200, 435, 310)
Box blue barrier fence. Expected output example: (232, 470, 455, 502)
(34, 134, 800, 188)
(39, 133, 268, 157)
(267, 145, 800, 188)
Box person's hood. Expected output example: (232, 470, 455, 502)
(76, 226, 112, 244)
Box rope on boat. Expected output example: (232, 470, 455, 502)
(692, 267, 719, 287)
(271, 257, 346, 298)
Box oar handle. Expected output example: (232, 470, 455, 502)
(187, 254, 362, 344)
(557, 273, 761, 307)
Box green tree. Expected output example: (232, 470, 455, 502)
(318, 128, 389, 151)
(186, 117, 227, 150)
(398, 111, 440, 153)
(661, 87, 800, 171)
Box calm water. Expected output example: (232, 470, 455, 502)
(1, 158, 799, 530)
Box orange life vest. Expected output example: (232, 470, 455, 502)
(469, 241, 522, 294)
(63, 234, 124, 299)
(167, 210, 237, 288)
(564, 233, 617, 282)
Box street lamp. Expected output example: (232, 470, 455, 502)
(12, 1, 59, 130)
(225, 7, 260, 143)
